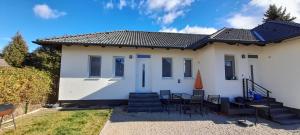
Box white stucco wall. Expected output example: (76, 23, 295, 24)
(212, 43, 262, 99)
(59, 46, 199, 100)
(196, 45, 217, 97)
(58, 44, 266, 101)
(59, 39, 300, 109)
(259, 38, 300, 109)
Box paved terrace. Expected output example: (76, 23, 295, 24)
(100, 107, 300, 135)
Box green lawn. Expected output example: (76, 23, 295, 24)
(1, 109, 111, 135)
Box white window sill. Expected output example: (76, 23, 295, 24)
(162, 77, 173, 80)
(112, 76, 125, 80)
(184, 77, 193, 80)
(84, 78, 100, 81)
(88, 76, 101, 78)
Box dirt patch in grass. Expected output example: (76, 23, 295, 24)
(0, 109, 111, 135)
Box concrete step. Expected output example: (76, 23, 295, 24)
(128, 92, 162, 112)
(128, 102, 162, 107)
(129, 98, 160, 102)
(269, 102, 284, 108)
(270, 108, 290, 114)
(129, 93, 159, 98)
(251, 98, 276, 103)
(128, 106, 163, 112)
(273, 117, 300, 125)
(271, 112, 297, 119)
(248, 102, 283, 108)
(129, 95, 159, 99)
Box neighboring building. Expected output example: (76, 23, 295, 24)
(34, 21, 300, 110)
(0, 58, 10, 67)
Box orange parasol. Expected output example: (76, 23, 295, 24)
(194, 70, 203, 90)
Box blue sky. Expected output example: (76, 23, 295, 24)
(0, 0, 299, 52)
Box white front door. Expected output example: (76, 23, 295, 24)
(136, 55, 152, 92)
(247, 54, 261, 84)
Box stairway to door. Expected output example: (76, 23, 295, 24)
(127, 93, 163, 112)
(243, 78, 300, 125)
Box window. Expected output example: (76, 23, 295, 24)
(89, 56, 101, 77)
(184, 59, 192, 77)
(114, 57, 125, 77)
(224, 55, 236, 80)
(162, 58, 172, 77)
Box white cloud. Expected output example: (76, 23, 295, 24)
(103, 0, 195, 25)
(143, 0, 194, 24)
(119, 0, 127, 9)
(146, 0, 193, 12)
(105, 1, 114, 9)
(227, 14, 260, 29)
(160, 11, 183, 24)
(33, 4, 66, 19)
(226, 0, 300, 28)
(160, 25, 217, 34)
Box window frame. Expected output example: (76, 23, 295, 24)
(224, 55, 237, 80)
(162, 57, 173, 78)
(183, 58, 193, 78)
(113, 56, 125, 78)
(89, 55, 102, 77)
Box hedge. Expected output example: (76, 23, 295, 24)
(0, 67, 52, 104)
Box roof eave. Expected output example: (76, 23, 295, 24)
(32, 40, 194, 50)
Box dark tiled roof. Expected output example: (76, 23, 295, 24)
(252, 21, 300, 43)
(209, 28, 261, 44)
(34, 31, 208, 49)
(33, 21, 300, 49)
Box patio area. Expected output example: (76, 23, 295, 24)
(100, 106, 300, 135)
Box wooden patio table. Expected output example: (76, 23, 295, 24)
(249, 104, 269, 126)
(172, 93, 191, 113)
(172, 93, 192, 102)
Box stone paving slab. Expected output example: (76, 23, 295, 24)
(100, 107, 300, 135)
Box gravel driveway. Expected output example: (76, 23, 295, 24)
(100, 107, 300, 135)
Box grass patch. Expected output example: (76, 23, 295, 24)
(1, 109, 111, 135)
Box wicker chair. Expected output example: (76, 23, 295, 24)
(160, 90, 171, 113)
(206, 95, 221, 112)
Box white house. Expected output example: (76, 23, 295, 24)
(34, 21, 300, 110)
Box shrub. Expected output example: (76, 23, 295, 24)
(0, 67, 52, 104)
(25, 46, 61, 103)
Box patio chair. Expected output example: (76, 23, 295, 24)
(193, 90, 204, 97)
(181, 95, 205, 117)
(171, 93, 183, 113)
(190, 95, 205, 115)
(160, 90, 171, 113)
(206, 95, 221, 112)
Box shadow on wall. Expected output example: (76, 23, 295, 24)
(60, 77, 133, 101)
(81, 78, 132, 100)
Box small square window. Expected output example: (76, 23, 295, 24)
(114, 57, 125, 77)
(224, 55, 236, 80)
(184, 59, 192, 77)
(162, 58, 172, 77)
(89, 56, 101, 77)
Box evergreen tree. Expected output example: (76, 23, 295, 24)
(264, 4, 296, 22)
(25, 46, 61, 103)
(3, 32, 28, 67)
(26, 46, 61, 75)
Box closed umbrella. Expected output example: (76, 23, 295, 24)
(194, 70, 203, 90)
